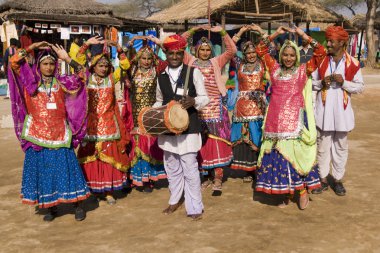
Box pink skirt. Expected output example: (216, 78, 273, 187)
(198, 136, 233, 169)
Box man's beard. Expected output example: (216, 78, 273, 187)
(327, 48, 335, 56)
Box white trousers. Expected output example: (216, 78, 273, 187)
(317, 130, 348, 181)
(164, 151, 203, 215)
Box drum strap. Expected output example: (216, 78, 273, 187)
(182, 65, 191, 97)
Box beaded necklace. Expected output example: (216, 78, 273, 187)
(279, 65, 297, 78)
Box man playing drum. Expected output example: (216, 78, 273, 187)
(153, 34, 210, 221)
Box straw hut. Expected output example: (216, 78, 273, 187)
(147, 0, 347, 29)
(115, 15, 159, 32)
(0, 0, 122, 25)
(351, 13, 380, 31)
(0, 0, 159, 50)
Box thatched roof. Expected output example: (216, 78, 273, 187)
(147, 0, 346, 24)
(0, 0, 122, 25)
(114, 15, 159, 31)
(351, 13, 380, 30)
(0, 0, 111, 15)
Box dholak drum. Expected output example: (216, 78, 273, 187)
(138, 100, 189, 135)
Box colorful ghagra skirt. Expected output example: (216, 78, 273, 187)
(78, 140, 129, 193)
(129, 134, 166, 186)
(230, 121, 263, 171)
(198, 107, 233, 170)
(255, 149, 320, 194)
(21, 147, 90, 208)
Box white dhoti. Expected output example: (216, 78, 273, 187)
(164, 151, 203, 215)
(317, 130, 348, 181)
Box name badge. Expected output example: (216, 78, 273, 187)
(176, 88, 184, 96)
(46, 103, 57, 110)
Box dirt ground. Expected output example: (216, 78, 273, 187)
(1, 75, 380, 253)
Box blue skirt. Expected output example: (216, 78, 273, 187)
(129, 159, 166, 187)
(256, 149, 320, 194)
(21, 148, 90, 208)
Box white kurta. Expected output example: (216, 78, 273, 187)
(312, 54, 364, 132)
(153, 64, 209, 155)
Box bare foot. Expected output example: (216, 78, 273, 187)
(278, 198, 290, 209)
(299, 192, 310, 210)
(162, 203, 181, 215)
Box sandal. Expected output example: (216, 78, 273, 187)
(243, 175, 253, 183)
(201, 179, 212, 191)
(212, 179, 222, 197)
(106, 195, 116, 205)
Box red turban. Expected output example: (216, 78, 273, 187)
(325, 26, 349, 42)
(163, 34, 187, 51)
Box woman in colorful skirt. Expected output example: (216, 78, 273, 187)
(8, 42, 89, 221)
(252, 24, 324, 209)
(182, 25, 237, 196)
(75, 36, 131, 205)
(228, 25, 267, 182)
(126, 36, 167, 192)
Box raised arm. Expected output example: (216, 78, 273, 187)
(181, 26, 205, 65)
(113, 43, 131, 83)
(292, 26, 327, 76)
(251, 25, 281, 73)
(51, 44, 85, 93)
(9, 41, 51, 95)
(147, 35, 168, 72)
(232, 25, 250, 44)
(211, 26, 238, 68)
(76, 36, 105, 66)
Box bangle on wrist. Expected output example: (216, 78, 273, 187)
(26, 47, 33, 54)
(220, 30, 227, 36)
(233, 34, 241, 41)
(261, 35, 271, 46)
(310, 39, 318, 48)
(18, 49, 27, 58)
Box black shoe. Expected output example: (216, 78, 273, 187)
(143, 183, 153, 193)
(43, 206, 58, 222)
(75, 207, 86, 221)
(212, 190, 222, 196)
(311, 182, 329, 194)
(334, 182, 346, 196)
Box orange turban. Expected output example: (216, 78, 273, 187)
(163, 34, 187, 51)
(325, 26, 349, 41)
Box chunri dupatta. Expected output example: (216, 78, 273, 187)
(8, 49, 87, 152)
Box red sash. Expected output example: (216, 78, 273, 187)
(318, 52, 360, 109)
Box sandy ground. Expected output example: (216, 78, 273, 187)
(1, 75, 380, 253)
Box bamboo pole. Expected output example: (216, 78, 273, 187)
(358, 30, 364, 62)
(225, 10, 292, 17)
(255, 0, 260, 14)
(208, 0, 211, 39)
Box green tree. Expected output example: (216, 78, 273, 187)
(320, 0, 379, 67)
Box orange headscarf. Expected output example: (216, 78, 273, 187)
(163, 34, 187, 51)
(325, 26, 349, 42)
